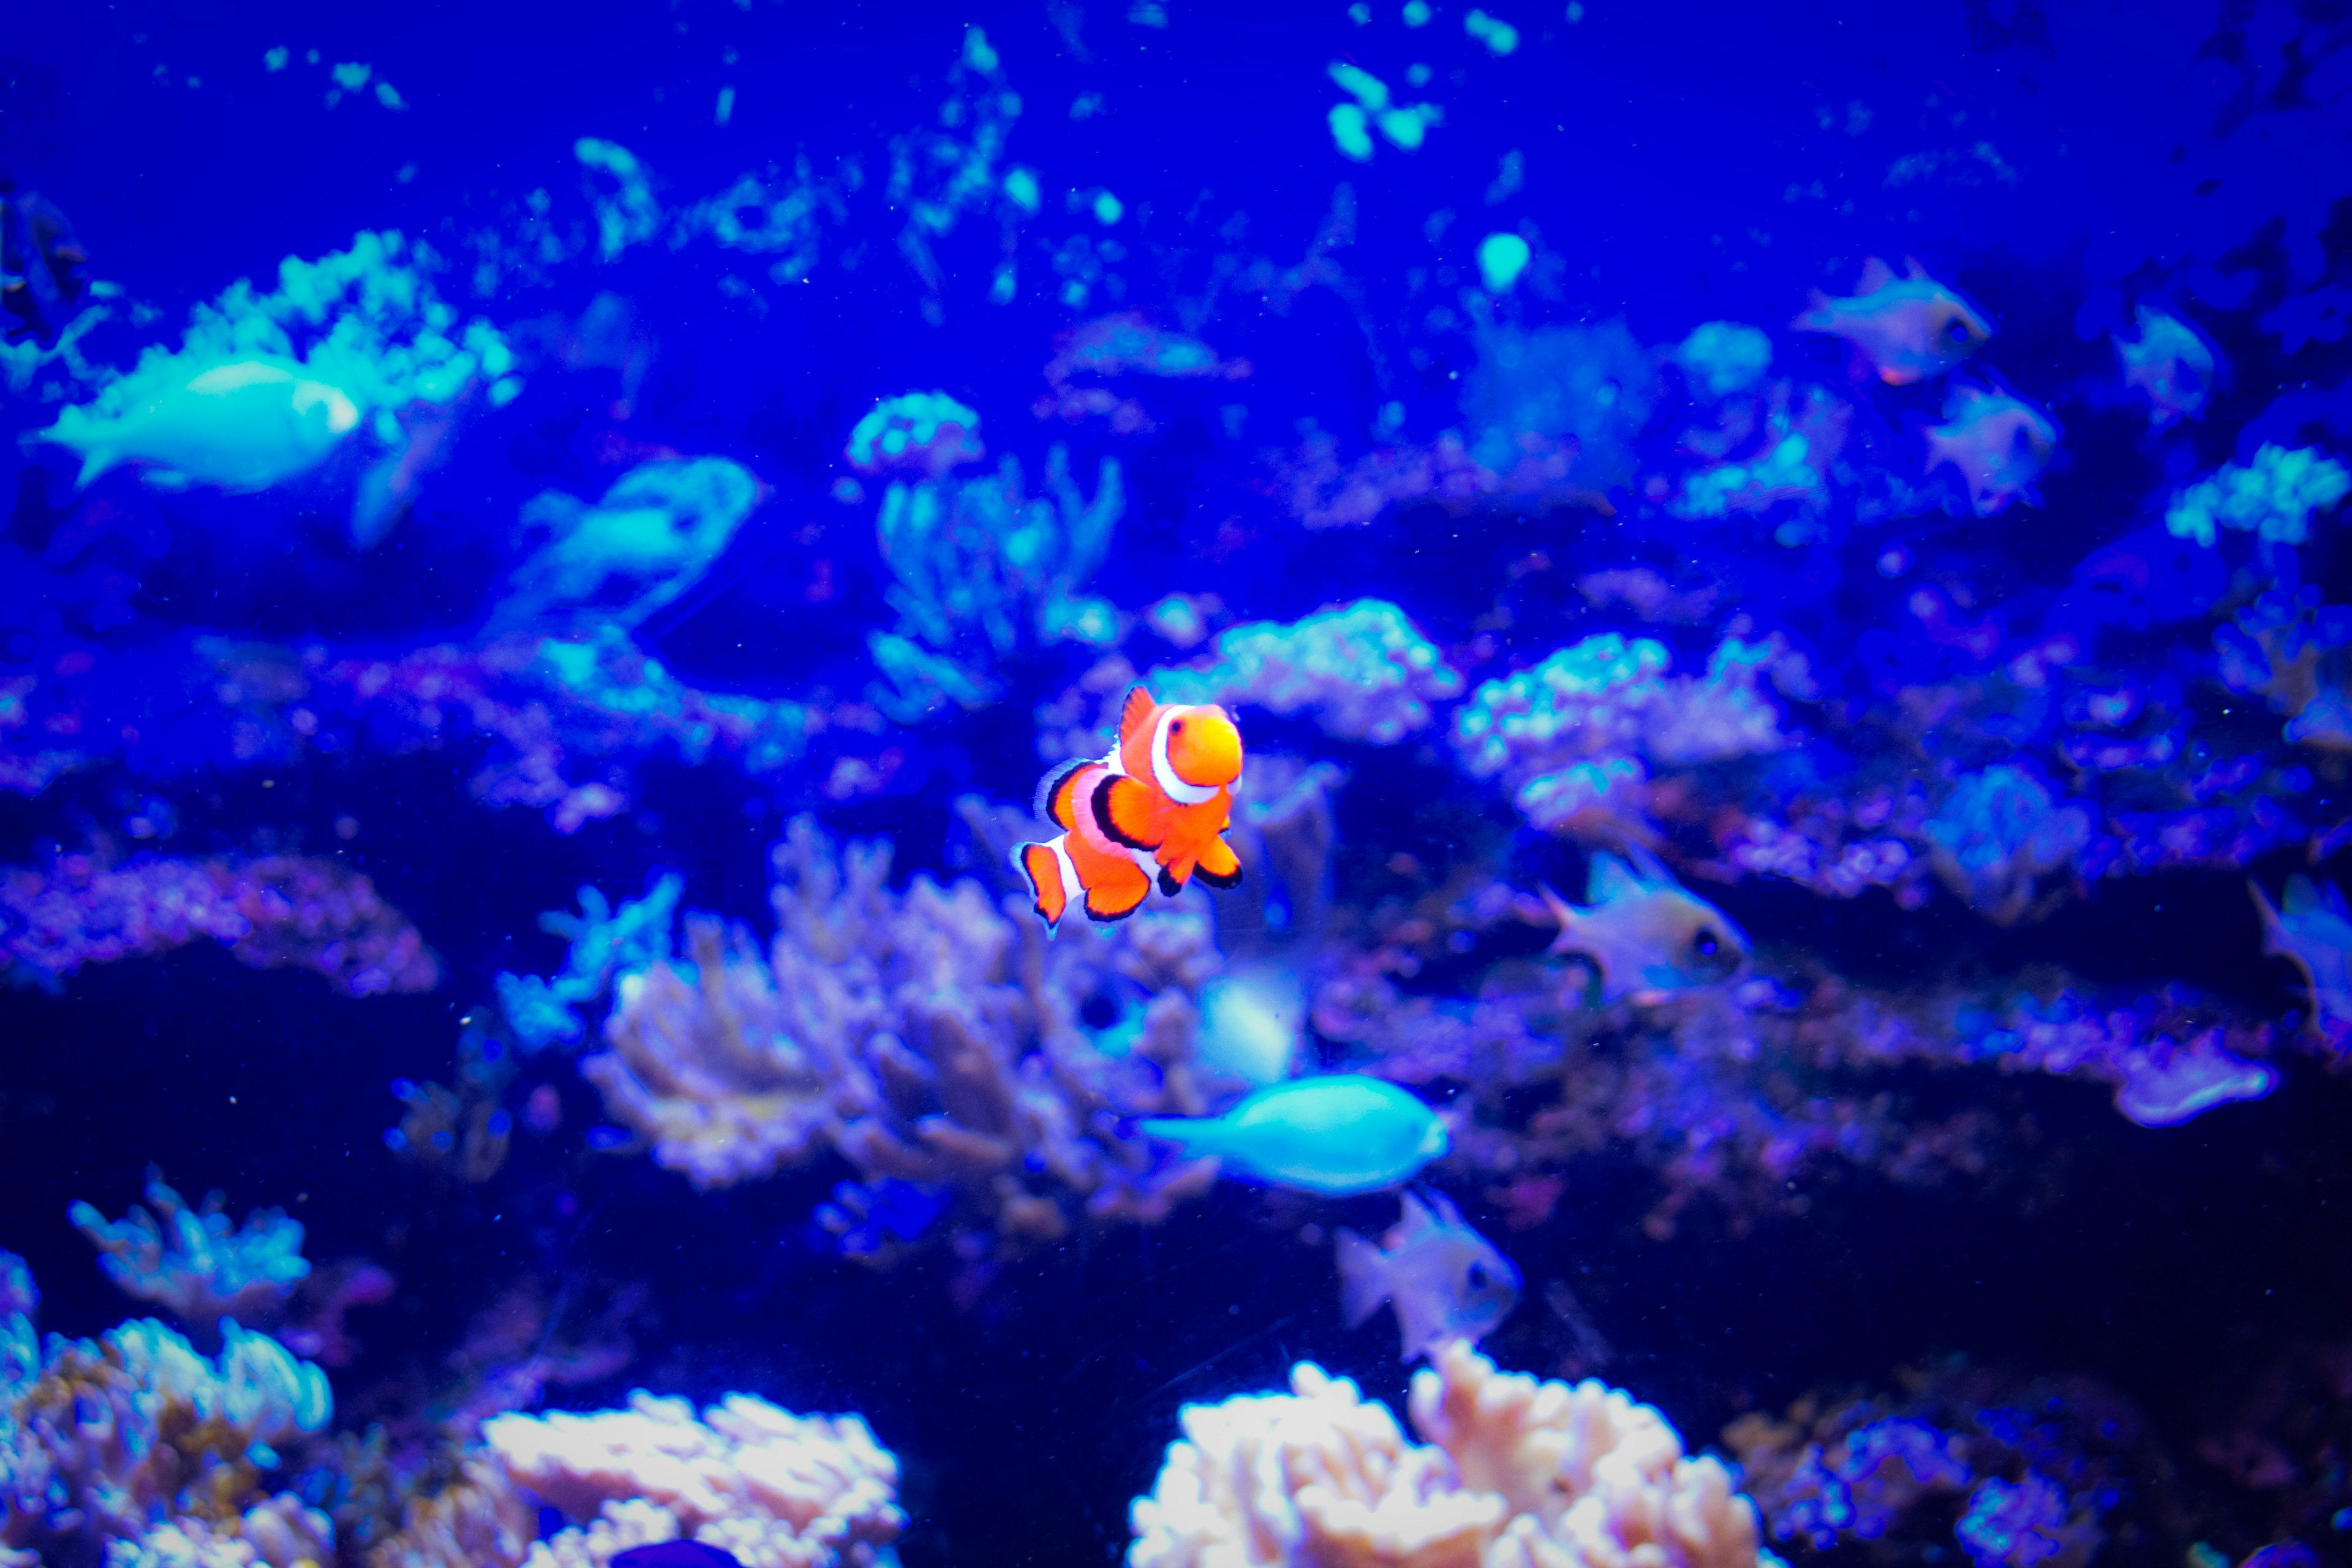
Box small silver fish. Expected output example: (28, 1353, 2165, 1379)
(1539, 848, 1749, 1003)
(1923, 382, 2059, 516)
(2114, 304, 2216, 429)
(2253, 875, 2352, 1038)
(1336, 1191, 1520, 1360)
(1793, 256, 1991, 385)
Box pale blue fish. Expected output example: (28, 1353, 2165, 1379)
(1539, 848, 1749, 1003)
(1793, 256, 1991, 385)
(40, 358, 361, 491)
(1923, 382, 2058, 516)
(2114, 304, 2216, 429)
(2253, 875, 2352, 1038)
(1336, 1190, 1520, 1360)
(1137, 1073, 1447, 1196)
(490, 456, 764, 633)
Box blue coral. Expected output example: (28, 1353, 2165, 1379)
(2164, 443, 2350, 548)
(495, 872, 686, 1051)
(68, 1173, 310, 1332)
(1924, 764, 2092, 923)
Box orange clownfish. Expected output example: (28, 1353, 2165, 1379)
(1016, 687, 1245, 929)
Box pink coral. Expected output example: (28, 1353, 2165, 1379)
(1128, 1340, 1764, 1568)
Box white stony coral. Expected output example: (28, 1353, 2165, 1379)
(483, 1389, 905, 1568)
(1128, 1342, 1765, 1568)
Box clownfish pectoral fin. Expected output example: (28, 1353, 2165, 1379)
(1192, 834, 1243, 890)
(1016, 839, 1081, 930)
(1035, 757, 1090, 831)
(1084, 858, 1153, 922)
(1117, 685, 1159, 748)
(1156, 862, 1184, 899)
(1092, 773, 1169, 851)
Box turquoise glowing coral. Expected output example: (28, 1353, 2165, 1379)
(1146, 598, 1463, 744)
(2164, 442, 2350, 548)
(68, 1172, 310, 1331)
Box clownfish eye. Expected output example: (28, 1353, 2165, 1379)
(1944, 318, 1972, 345)
(1694, 931, 1720, 958)
(1170, 719, 1185, 733)
(1468, 1263, 1492, 1289)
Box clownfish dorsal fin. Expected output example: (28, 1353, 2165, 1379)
(1118, 686, 1159, 749)
(1856, 256, 1897, 295)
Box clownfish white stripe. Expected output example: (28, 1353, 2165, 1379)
(1046, 835, 1085, 907)
(1151, 710, 1219, 805)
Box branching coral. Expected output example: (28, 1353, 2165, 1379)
(1128, 1339, 1765, 1568)
(868, 445, 1125, 719)
(1146, 599, 1464, 744)
(575, 816, 1224, 1260)
(69, 1172, 309, 1333)
(496, 875, 685, 1052)
(481, 1390, 903, 1568)
(0, 850, 439, 996)
(0, 1283, 333, 1567)
(2164, 443, 2349, 549)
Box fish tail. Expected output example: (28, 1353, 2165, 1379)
(72, 442, 115, 490)
(1333, 1229, 1389, 1328)
(2250, 881, 2288, 957)
(1015, 837, 1079, 930)
(1137, 1117, 1223, 1157)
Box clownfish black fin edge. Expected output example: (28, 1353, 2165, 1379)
(1192, 859, 1243, 891)
(1091, 774, 1164, 851)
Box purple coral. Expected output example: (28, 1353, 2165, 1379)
(1, 850, 439, 997)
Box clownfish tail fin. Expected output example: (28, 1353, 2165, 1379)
(1084, 871, 1150, 922)
(1016, 839, 1078, 930)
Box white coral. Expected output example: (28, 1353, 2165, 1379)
(1129, 1342, 1763, 1568)
(484, 1389, 903, 1568)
